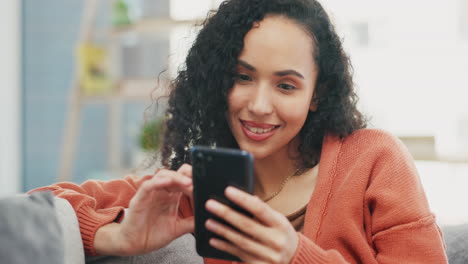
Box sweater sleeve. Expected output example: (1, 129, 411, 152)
(290, 215, 446, 264)
(28, 174, 153, 256)
(290, 233, 350, 263)
(364, 133, 448, 263)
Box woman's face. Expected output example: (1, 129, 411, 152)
(227, 15, 319, 160)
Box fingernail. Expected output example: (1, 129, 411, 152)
(225, 186, 240, 196)
(209, 238, 220, 246)
(182, 177, 191, 184)
(206, 200, 221, 211)
(205, 219, 218, 230)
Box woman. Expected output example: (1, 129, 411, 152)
(32, 0, 448, 263)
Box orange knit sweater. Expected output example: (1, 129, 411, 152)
(31, 129, 448, 263)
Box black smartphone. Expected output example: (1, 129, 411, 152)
(191, 146, 254, 261)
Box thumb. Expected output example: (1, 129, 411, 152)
(177, 164, 193, 178)
(175, 216, 195, 237)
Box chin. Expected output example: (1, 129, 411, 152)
(237, 143, 272, 160)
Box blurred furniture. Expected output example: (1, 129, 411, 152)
(58, 0, 173, 182)
(54, 194, 203, 264)
(443, 223, 468, 263)
(0, 192, 203, 264)
(0, 192, 85, 264)
(398, 135, 436, 160)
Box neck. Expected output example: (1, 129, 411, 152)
(253, 145, 299, 199)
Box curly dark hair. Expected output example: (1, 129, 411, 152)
(160, 0, 367, 171)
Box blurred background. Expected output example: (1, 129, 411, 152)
(1, 0, 467, 226)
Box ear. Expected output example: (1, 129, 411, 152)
(310, 82, 325, 112)
(309, 97, 318, 112)
(309, 95, 318, 112)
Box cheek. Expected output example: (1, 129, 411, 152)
(279, 99, 312, 124)
(283, 109, 310, 130)
(227, 85, 247, 113)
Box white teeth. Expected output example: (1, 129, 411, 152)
(244, 124, 276, 134)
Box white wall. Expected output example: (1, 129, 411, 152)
(322, 0, 468, 161)
(0, 0, 21, 195)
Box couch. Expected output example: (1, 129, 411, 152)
(1, 192, 466, 263)
(0, 192, 203, 264)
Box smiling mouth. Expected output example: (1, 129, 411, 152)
(240, 120, 280, 134)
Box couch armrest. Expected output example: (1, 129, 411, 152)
(54, 196, 85, 264)
(54, 196, 203, 264)
(0, 192, 67, 263)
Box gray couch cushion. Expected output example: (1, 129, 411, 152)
(443, 223, 468, 264)
(0, 192, 63, 264)
(85, 234, 203, 264)
(1, 192, 203, 264)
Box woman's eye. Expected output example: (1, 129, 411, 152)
(278, 83, 296, 91)
(235, 73, 252, 81)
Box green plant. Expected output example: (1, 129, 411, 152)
(139, 117, 164, 152)
(112, 0, 132, 27)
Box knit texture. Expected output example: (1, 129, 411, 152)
(30, 129, 448, 263)
(29, 174, 149, 255)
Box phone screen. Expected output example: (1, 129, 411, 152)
(191, 146, 254, 261)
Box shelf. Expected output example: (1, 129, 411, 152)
(60, 0, 206, 182)
(112, 18, 202, 36)
(118, 79, 170, 99)
(79, 79, 170, 103)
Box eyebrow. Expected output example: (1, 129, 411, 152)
(238, 60, 304, 79)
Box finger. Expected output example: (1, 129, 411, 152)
(177, 164, 193, 178)
(156, 182, 193, 196)
(153, 178, 193, 197)
(206, 199, 277, 246)
(175, 216, 195, 237)
(150, 170, 192, 195)
(132, 176, 163, 202)
(132, 172, 190, 203)
(156, 169, 192, 186)
(176, 164, 194, 206)
(209, 238, 259, 263)
(206, 219, 277, 263)
(225, 186, 284, 226)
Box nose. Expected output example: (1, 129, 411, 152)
(247, 83, 274, 116)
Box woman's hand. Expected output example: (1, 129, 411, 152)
(95, 164, 194, 256)
(205, 186, 299, 264)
